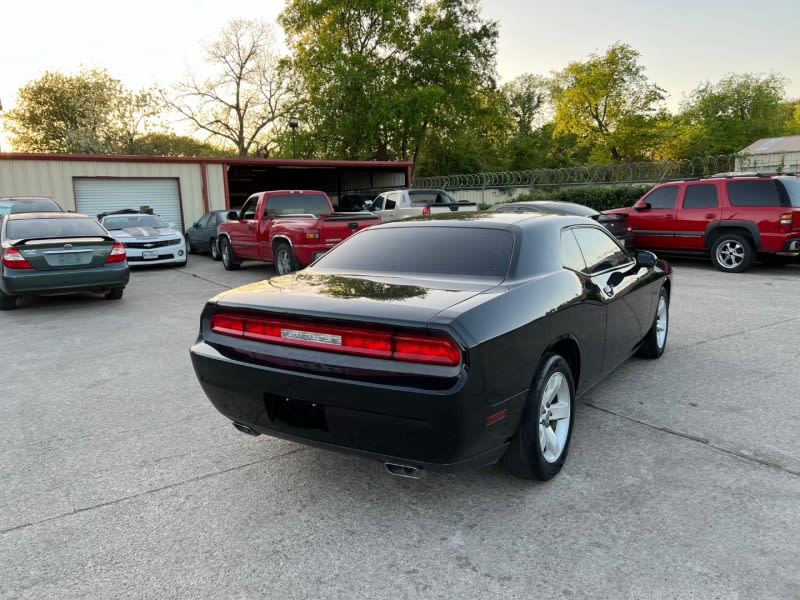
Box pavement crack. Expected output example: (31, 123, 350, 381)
(585, 402, 800, 478)
(186, 271, 236, 289)
(682, 314, 800, 349)
(0, 446, 307, 536)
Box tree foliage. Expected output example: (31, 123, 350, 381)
(674, 73, 791, 155)
(549, 42, 665, 162)
(165, 19, 297, 157)
(4, 68, 161, 154)
(279, 0, 499, 173)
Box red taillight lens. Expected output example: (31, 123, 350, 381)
(106, 241, 126, 264)
(422, 207, 431, 216)
(210, 312, 461, 366)
(2, 247, 33, 269)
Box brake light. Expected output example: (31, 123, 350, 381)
(422, 207, 431, 216)
(105, 241, 127, 264)
(2, 247, 32, 269)
(210, 312, 461, 366)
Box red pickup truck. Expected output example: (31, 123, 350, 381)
(217, 190, 382, 274)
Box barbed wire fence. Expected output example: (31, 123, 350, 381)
(413, 152, 797, 204)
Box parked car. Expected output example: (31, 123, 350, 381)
(185, 209, 229, 260)
(190, 212, 672, 481)
(0, 212, 129, 310)
(0, 196, 65, 215)
(602, 173, 800, 272)
(488, 200, 631, 247)
(99, 210, 187, 267)
(370, 189, 479, 221)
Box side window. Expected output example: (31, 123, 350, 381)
(572, 227, 631, 274)
(385, 192, 398, 210)
(645, 186, 679, 209)
(372, 195, 385, 211)
(727, 180, 782, 207)
(683, 184, 719, 209)
(241, 197, 258, 220)
(561, 229, 586, 272)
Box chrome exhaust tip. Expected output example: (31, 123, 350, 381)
(232, 422, 260, 436)
(384, 462, 425, 479)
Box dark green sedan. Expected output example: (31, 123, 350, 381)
(0, 212, 130, 310)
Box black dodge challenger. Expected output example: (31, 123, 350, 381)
(190, 212, 672, 481)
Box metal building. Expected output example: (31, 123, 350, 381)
(0, 153, 412, 230)
(736, 135, 800, 174)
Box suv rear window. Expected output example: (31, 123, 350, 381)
(314, 226, 513, 278)
(727, 180, 782, 207)
(6, 217, 107, 239)
(776, 178, 800, 207)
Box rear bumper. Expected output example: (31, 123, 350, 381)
(0, 262, 129, 295)
(189, 340, 523, 471)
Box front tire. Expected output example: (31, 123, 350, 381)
(220, 237, 241, 271)
(105, 288, 124, 300)
(501, 353, 575, 481)
(711, 233, 754, 273)
(185, 235, 197, 254)
(637, 287, 668, 358)
(210, 238, 221, 261)
(274, 242, 298, 275)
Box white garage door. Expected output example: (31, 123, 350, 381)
(74, 178, 183, 230)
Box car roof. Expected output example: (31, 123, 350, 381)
(378, 210, 595, 230)
(6, 211, 91, 221)
(489, 201, 599, 217)
(0, 196, 55, 201)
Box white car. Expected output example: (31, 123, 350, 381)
(99, 212, 187, 266)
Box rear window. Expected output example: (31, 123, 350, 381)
(727, 180, 783, 207)
(313, 226, 513, 278)
(6, 217, 107, 239)
(266, 194, 331, 216)
(0, 199, 62, 215)
(776, 178, 800, 207)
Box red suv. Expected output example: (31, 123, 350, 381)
(603, 173, 800, 272)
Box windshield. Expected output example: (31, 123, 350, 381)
(102, 214, 169, 230)
(777, 177, 800, 207)
(6, 217, 107, 239)
(0, 199, 62, 215)
(313, 225, 513, 278)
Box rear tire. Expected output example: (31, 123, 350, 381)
(274, 242, 298, 275)
(210, 238, 221, 261)
(220, 237, 241, 271)
(711, 233, 754, 273)
(501, 353, 575, 481)
(636, 287, 668, 358)
(105, 288, 124, 300)
(0, 291, 18, 310)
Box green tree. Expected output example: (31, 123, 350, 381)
(4, 68, 161, 154)
(166, 19, 298, 157)
(676, 73, 789, 155)
(130, 132, 231, 157)
(549, 42, 665, 162)
(279, 0, 499, 174)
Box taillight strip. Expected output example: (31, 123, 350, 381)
(210, 312, 461, 366)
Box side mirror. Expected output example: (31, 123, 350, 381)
(607, 271, 625, 287)
(192, 221, 200, 228)
(633, 199, 651, 211)
(226, 210, 239, 220)
(636, 250, 657, 268)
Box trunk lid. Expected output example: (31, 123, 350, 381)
(15, 238, 117, 270)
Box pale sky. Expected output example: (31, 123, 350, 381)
(1, 0, 799, 149)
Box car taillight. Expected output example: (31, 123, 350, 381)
(422, 207, 431, 216)
(2, 247, 33, 269)
(105, 241, 127, 263)
(210, 312, 461, 366)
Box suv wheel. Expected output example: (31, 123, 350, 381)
(711, 233, 754, 273)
